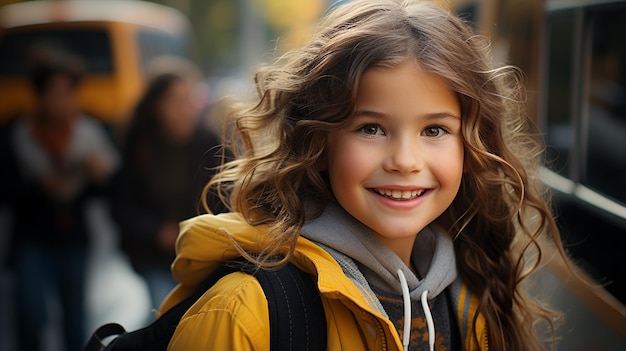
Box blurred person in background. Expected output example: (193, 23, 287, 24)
(112, 67, 226, 313)
(4, 45, 119, 351)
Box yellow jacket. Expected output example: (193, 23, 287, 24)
(159, 213, 488, 350)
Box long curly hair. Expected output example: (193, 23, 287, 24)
(205, 0, 568, 349)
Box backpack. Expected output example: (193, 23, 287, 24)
(83, 258, 327, 351)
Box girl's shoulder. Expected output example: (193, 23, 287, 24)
(184, 270, 267, 318)
(169, 271, 270, 350)
(170, 213, 270, 288)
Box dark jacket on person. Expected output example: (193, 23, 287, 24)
(112, 125, 226, 270)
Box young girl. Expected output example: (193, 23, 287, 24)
(159, 0, 567, 350)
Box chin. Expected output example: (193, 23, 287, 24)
(372, 224, 428, 239)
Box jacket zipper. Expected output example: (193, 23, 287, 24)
(350, 301, 389, 351)
(482, 324, 489, 351)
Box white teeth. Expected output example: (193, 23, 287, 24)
(375, 188, 425, 199)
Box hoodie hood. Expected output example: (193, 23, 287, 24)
(302, 202, 457, 301)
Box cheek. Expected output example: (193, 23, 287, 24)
(432, 143, 464, 187)
(327, 137, 377, 190)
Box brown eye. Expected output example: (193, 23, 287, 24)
(359, 124, 384, 136)
(422, 126, 444, 137)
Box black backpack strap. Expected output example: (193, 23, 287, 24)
(88, 262, 242, 351)
(83, 258, 327, 351)
(83, 323, 126, 351)
(255, 262, 327, 351)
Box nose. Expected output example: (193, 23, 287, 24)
(382, 136, 424, 174)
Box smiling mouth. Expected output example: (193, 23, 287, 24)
(372, 188, 427, 200)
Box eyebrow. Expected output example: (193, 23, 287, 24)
(353, 109, 461, 121)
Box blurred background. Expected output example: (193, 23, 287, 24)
(0, 0, 624, 350)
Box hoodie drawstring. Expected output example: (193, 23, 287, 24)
(421, 290, 435, 351)
(397, 269, 411, 351)
(397, 269, 435, 351)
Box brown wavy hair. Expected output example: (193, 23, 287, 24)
(205, 0, 568, 349)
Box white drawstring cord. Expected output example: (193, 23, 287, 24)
(397, 270, 436, 351)
(421, 290, 435, 351)
(397, 269, 411, 351)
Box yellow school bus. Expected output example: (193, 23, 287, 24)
(0, 0, 192, 124)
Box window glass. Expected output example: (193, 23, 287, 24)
(0, 28, 113, 75)
(137, 30, 189, 71)
(584, 9, 626, 204)
(545, 14, 575, 177)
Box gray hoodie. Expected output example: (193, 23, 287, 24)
(302, 203, 460, 351)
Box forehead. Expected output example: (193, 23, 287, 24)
(354, 61, 459, 117)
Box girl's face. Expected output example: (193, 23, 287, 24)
(326, 61, 464, 255)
